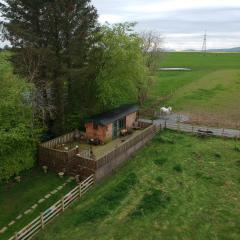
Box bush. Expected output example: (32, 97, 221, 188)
(234, 145, 240, 152)
(173, 164, 183, 173)
(154, 157, 167, 166)
(235, 160, 240, 167)
(195, 172, 203, 178)
(130, 189, 170, 218)
(214, 152, 221, 159)
(156, 176, 163, 183)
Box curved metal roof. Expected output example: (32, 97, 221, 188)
(88, 104, 138, 126)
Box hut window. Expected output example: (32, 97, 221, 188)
(93, 123, 98, 130)
(119, 117, 126, 129)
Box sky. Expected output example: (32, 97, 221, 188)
(92, 0, 240, 50)
(1, 0, 240, 50)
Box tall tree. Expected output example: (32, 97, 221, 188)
(140, 31, 163, 73)
(0, 52, 39, 182)
(95, 23, 149, 109)
(0, 0, 99, 134)
(137, 31, 163, 105)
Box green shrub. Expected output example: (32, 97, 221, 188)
(234, 145, 240, 152)
(156, 176, 163, 183)
(173, 164, 183, 173)
(235, 160, 240, 167)
(214, 152, 221, 159)
(154, 157, 167, 166)
(195, 172, 203, 178)
(130, 189, 170, 218)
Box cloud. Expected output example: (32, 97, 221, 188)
(92, 0, 240, 50)
(1, 0, 240, 50)
(124, 0, 240, 14)
(164, 32, 240, 51)
(98, 14, 123, 23)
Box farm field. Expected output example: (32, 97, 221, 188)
(144, 52, 240, 128)
(35, 131, 240, 240)
(0, 168, 76, 239)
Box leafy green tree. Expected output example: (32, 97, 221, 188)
(0, 0, 99, 134)
(0, 52, 39, 182)
(95, 23, 149, 109)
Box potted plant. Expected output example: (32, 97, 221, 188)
(15, 176, 21, 183)
(58, 172, 64, 178)
(42, 165, 48, 174)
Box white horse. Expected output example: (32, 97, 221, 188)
(160, 106, 173, 116)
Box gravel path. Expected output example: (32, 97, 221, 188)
(139, 114, 240, 139)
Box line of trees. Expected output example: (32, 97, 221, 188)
(0, 0, 162, 182)
(0, 51, 39, 181)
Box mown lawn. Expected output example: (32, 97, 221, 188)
(0, 168, 76, 240)
(144, 52, 240, 128)
(36, 131, 240, 240)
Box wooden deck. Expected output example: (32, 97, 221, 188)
(39, 122, 158, 181)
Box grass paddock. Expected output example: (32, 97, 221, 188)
(35, 131, 240, 240)
(144, 52, 240, 128)
(0, 168, 76, 239)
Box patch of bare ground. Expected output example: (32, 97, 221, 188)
(183, 111, 240, 129)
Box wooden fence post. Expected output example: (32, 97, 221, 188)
(192, 125, 194, 133)
(164, 121, 167, 129)
(15, 232, 18, 240)
(61, 197, 65, 212)
(40, 212, 44, 229)
(79, 183, 82, 198)
(222, 128, 224, 137)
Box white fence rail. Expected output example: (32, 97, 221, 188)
(160, 122, 240, 139)
(9, 175, 94, 240)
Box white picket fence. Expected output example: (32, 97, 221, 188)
(9, 175, 95, 240)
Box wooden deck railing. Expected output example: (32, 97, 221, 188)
(96, 124, 158, 169)
(41, 131, 81, 149)
(9, 175, 94, 240)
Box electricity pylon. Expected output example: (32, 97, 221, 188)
(202, 31, 207, 54)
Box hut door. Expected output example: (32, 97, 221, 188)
(113, 121, 118, 139)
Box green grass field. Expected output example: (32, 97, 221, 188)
(144, 52, 240, 128)
(35, 131, 240, 240)
(1, 51, 240, 239)
(0, 168, 76, 239)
